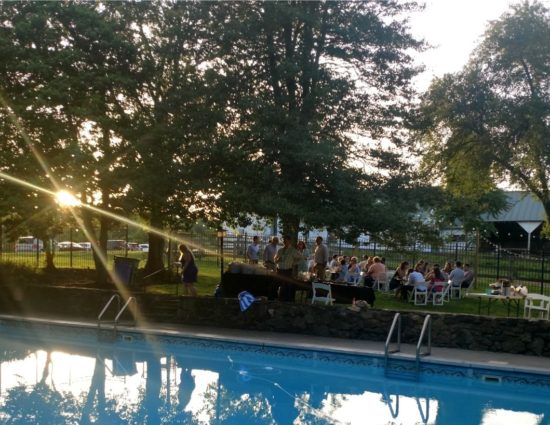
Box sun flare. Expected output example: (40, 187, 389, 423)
(56, 190, 81, 207)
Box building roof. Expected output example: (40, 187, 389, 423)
(483, 191, 547, 223)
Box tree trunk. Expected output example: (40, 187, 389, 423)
(95, 215, 110, 286)
(43, 237, 56, 271)
(144, 206, 166, 279)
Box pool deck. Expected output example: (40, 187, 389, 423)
(2, 314, 550, 376)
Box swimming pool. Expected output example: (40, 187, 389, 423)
(0, 318, 548, 425)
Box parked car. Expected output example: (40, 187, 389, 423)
(79, 242, 92, 251)
(15, 236, 43, 252)
(57, 241, 86, 251)
(107, 240, 126, 250)
(139, 243, 149, 252)
(127, 242, 140, 251)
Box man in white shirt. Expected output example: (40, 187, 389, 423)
(449, 261, 465, 287)
(246, 236, 260, 264)
(401, 263, 426, 300)
(263, 236, 279, 271)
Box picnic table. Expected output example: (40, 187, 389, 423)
(466, 292, 523, 318)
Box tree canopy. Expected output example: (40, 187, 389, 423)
(418, 1, 550, 232)
(203, 1, 427, 241)
(0, 0, 457, 274)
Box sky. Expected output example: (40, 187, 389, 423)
(409, 0, 521, 91)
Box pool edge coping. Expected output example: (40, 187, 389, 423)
(1, 313, 549, 378)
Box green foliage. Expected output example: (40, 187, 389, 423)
(418, 1, 550, 229)
(204, 1, 427, 241)
(0, 1, 440, 263)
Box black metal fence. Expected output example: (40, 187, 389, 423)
(1, 228, 549, 295)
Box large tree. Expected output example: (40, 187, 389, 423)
(0, 2, 139, 281)
(115, 1, 224, 275)
(418, 1, 550, 232)
(203, 1, 426, 241)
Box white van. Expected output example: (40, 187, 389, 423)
(15, 236, 44, 252)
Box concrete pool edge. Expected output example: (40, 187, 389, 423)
(1, 313, 549, 379)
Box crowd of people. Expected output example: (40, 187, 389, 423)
(245, 235, 475, 301)
(390, 260, 475, 300)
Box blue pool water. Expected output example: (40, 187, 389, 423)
(0, 319, 549, 425)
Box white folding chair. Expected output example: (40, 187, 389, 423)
(374, 273, 388, 292)
(432, 282, 450, 306)
(449, 279, 462, 299)
(311, 281, 334, 305)
(462, 278, 475, 297)
(412, 281, 428, 305)
(524, 294, 550, 320)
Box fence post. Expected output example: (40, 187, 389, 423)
(216, 231, 220, 267)
(125, 225, 129, 258)
(474, 229, 480, 289)
(0, 224, 2, 261)
(454, 242, 458, 261)
(541, 250, 545, 295)
(496, 246, 500, 280)
(244, 233, 247, 262)
(69, 227, 73, 268)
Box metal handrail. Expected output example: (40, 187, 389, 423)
(416, 314, 432, 371)
(98, 295, 137, 338)
(97, 294, 121, 327)
(114, 297, 136, 330)
(384, 313, 401, 367)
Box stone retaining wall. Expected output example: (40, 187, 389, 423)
(1, 284, 549, 357)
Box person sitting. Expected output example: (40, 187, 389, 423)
(336, 259, 349, 282)
(449, 261, 465, 287)
(329, 255, 340, 280)
(363, 256, 374, 273)
(442, 261, 453, 280)
(364, 256, 385, 288)
(390, 261, 409, 292)
(416, 259, 427, 275)
(427, 264, 446, 293)
(401, 264, 426, 300)
(461, 263, 474, 288)
(345, 257, 361, 284)
(358, 254, 369, 272)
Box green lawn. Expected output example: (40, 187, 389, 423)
(372, 291, 523, 317)
(144, 260, 524, 318)
(0, 253, 530, 317)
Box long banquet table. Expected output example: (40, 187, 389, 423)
(219, 270, 375, 305)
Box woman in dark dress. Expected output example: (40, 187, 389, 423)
(179, 244, 198, 296)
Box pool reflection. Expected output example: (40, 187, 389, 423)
(0, 331, 548, 425)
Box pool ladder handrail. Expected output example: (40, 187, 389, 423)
(384, 312, 401, 368)
(416, 314, 432, 371)
(98, 294, 137, 334)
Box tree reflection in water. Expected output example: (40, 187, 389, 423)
(0, 347, 342, 424)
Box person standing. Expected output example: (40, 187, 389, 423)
(313, 236, 329, 280)
(246, 236, 261, 265)
(296, 240, 310, 277)
(275, 235, 302, 301)
(263, 236, 279, 271)
(178, 244, 198, 296)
